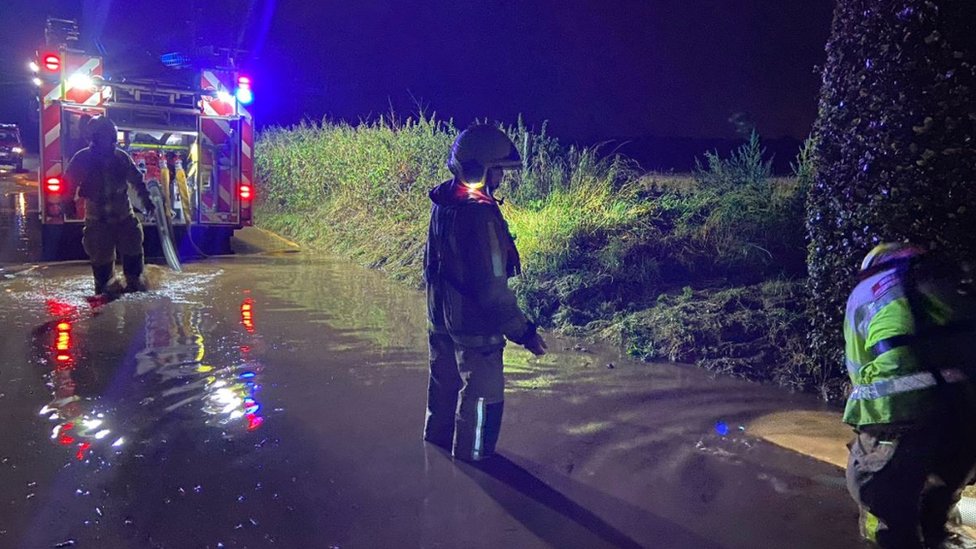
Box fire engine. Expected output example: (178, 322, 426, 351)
(32, 18, 255, 260)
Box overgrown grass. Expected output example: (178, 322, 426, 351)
(255, 115, 831, 394)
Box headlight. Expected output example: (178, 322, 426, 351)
(12, 147, 23, 154)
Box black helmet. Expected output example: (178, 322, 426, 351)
(87, 116, 118, 143)
(447, 125, 521, 187)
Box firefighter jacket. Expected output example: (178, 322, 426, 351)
(66, 147, 152, 223)
(843, 258, 976, 427)
(424, 180, 530, 348)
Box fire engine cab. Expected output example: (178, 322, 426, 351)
(33, 18, 255, 260)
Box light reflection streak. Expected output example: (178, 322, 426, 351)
(38, 296, 267, 464)
(13, 192, 29, 257)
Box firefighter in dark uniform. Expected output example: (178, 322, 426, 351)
(423, 124, 548, 462)
(63, 116, 155, 295)
(844, 243, 976, 549)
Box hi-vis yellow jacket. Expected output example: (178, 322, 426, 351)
(844, 260, 976, 426)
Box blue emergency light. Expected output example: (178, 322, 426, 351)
(160, 52, 191, 69)
(235, 76, 253, 105)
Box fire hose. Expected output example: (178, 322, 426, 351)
(146, 180, 182, 272)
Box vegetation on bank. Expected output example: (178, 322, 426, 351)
(807, 1, 976, 371)
(255, 115, 839, 395)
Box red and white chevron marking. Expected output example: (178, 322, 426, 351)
(197, 69, 243, 224)
(64, 53, 104, 106)
(200, 70, 236, 117)
(41, 88, 63, 180)
(199, 118, 233, 209)
(240, 103, 254, 191)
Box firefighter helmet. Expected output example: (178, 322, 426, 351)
(860, 242, 924, 272)
(87, 116, 117, 143)
(448, 125, 521, 187)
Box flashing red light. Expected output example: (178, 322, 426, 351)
(57, 322, 71, 331)
(56, 354, 71, 362)
(43, 54, 61, 72)
(238, 76, 251, 87)
(58, 433, 75, 446)
(46, 177, 62, 193)
(240, 184, 252, 200)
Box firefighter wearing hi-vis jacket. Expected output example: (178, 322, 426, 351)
(844, 243, 976, 549)
(63, 116, 155, 295)
(423, 124, 547, 462)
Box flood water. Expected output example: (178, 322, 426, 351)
(0, 170, 863, 548)
(0, 170, 42, 266)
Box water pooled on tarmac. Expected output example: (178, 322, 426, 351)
(0, 188, 41, 266)
(0, 253, 864, 548)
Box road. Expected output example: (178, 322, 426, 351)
(0, 160, 41, 265)
(0, 166, 865, 548)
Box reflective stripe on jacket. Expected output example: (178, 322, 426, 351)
(425, 180, 528, 347)
(843, 262, 974, 426)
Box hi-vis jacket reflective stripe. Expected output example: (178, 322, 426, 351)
(425, 180, 529, 347)
(843, 263, 969, 426)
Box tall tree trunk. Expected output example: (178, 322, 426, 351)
(806, 1, 976, 373)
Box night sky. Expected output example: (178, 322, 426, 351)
(1, 0, 834, 161)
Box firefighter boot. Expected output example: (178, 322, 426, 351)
(453, 400, 504, 462)
(424, 333, 462, 450)
(424, 387, 458, 451)
(122, 254, 147, 293)
(91, 262, 114, 295)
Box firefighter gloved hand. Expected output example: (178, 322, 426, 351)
(524, 331, 548, 356)
(514, 322, 548, 356)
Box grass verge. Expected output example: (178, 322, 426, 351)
(255, 115, 839, 396)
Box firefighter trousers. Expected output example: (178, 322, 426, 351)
(847, 422, 976, 548)
(424, 332, 505, 462)
(83, 216, 144, 267)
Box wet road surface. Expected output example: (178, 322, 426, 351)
(0, 164, 41, 266)
(0, 167, 866, 548)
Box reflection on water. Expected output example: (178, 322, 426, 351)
(2, 253, 857, 549)
(37, 295, 265, 464)
(221, 255, 566, 387)
(236, 256, 427, 352)
(1, 191, 40, 264)
(241, 296, 255, 333)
